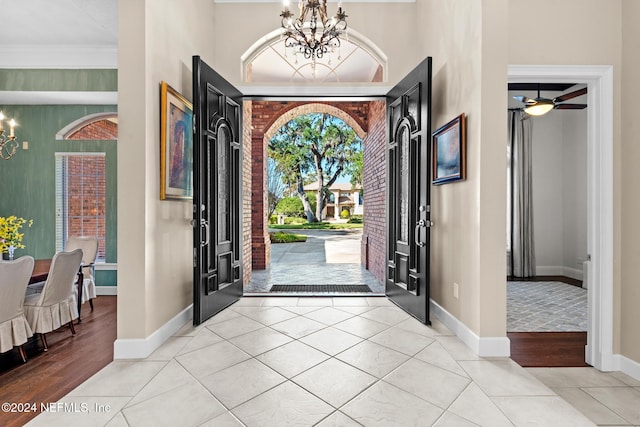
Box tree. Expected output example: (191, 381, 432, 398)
(267, 158, 287, 219)
(345, 150, 363, 188)
(269, 113, 362, 222)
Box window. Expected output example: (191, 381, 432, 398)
(55, 153, 106, 261)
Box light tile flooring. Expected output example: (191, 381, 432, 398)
(507, 281, 588, 332)
(27, 297, 640, 427)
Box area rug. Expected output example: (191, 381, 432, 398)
(507, 281, 587, 332)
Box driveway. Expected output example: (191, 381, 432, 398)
(246, 228, 384, 293)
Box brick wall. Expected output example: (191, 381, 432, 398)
(68, 119, 118, 140)
(250, 101, 372, 270)
(242, 101, 252, 284)
(362, 101, 387, 284)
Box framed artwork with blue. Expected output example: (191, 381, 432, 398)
(432, 113, 466, 185)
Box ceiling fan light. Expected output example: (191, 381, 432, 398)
(524, 100, 554, 116)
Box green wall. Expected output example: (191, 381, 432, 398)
(0, 69, 117, 92)
(0, 105, 118, 276)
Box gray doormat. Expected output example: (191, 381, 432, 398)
(269, 284, 373, 293)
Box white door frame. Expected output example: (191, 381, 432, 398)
(508, 65, 614, 371)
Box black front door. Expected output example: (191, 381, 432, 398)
(192, 56, 243, 325)
(386, 57, 432, 324)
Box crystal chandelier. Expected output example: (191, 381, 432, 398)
(0, 111, 19, 160)
(280, 0, 348, 61)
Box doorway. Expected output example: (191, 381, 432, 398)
(508, 65, 614, 371)
(506, 82, 589, 367)
(244, 100, 386, 296)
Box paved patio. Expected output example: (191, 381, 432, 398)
(246, 229, 384, 294)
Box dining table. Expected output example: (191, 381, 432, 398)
(29, 259, 87, 321)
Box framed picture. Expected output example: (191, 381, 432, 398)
(160, 81, 193, 200)
(432, 113, 466, 185)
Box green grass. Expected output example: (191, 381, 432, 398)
(269, 222, 364, 230)
(269, 232, 308, 243)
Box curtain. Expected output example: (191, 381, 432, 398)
(508, 110, 536, 277)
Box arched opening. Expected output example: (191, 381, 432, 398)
(245, 99, 387, 295)
(56, 112, 118, 140)
(241, 28, 387, 83)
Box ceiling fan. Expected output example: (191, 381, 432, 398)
(513, 85, 587, 116)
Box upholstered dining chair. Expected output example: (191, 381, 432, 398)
(65, 236, 98, 311)
(0, 256, 35, 362)
(23, 249, 82, 351)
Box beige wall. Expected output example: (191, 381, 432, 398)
(118, 0, 218, 339)
(621, 0, 640, 363)
(418, 0, 508, 337)
(508, 0, 639, 361)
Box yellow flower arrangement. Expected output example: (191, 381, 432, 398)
(0, 216, 33, 256)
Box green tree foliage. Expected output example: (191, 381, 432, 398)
(269, 113, 362, 222)
(275, 194, 316, 218)
(345, 150, 363, 188)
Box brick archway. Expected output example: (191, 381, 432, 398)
(250, 101, 371, 270)
(264, 103, 367, 142)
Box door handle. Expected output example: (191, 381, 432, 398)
(201, 219, 210, 247)
(415, 220, 426, 248)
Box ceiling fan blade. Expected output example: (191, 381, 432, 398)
(555, 103, 587, 110)
(513, 95, 533, 104)
(554, 87, 587, 103)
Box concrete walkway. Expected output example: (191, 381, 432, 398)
(246, 229, 384, 294)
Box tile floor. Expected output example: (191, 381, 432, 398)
(26, 297, 640, 427)
(507, 281, 588, 332)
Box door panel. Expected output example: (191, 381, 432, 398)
(193, 56, 243, 325)
(386, 57, 432, 324)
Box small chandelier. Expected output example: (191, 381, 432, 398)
(280, 0, 348, 61)
(0, 111, 19, 160)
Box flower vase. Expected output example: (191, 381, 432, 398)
(7, 245, 15, 260)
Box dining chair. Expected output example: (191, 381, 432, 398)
(65, 236, 98, 311)
(0, 256, 35, 362)
(23, 249, 82, 351)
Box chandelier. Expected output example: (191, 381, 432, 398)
(0, 111, 19, 160)
(280, 0, 348, 62)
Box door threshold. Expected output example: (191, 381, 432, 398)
(242, 292, 386, 297)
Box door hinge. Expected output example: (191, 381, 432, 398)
(192, 113, 197, 135)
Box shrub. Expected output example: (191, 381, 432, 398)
(347, 215, 363, 224)
(269, 215, 278, 224)
(340, 209, 351, 219)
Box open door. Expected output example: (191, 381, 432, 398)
(193, 56, 243, 325)
(386, 57, 432, 324)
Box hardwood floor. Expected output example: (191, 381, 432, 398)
(0, 296, 116, 427)
(509, 331, 588, 368)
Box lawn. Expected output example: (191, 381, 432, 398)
(269, 232, 308, 243)
(269, 222, 364, 230)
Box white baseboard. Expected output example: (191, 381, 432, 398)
(612, 354, 640, 381)
(563, 267, 583, 281)
(113, 304, 193, 359)
(535, 265, 584, 281)
(535, 266, 564, 276)
(97, 286, 117, 296)
(430, 300, 511, 357)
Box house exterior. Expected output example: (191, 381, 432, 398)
(303, 182, 363, 219)
(1, 0, 639, 382)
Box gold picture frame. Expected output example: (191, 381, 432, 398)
(160, 81, 193, 200)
